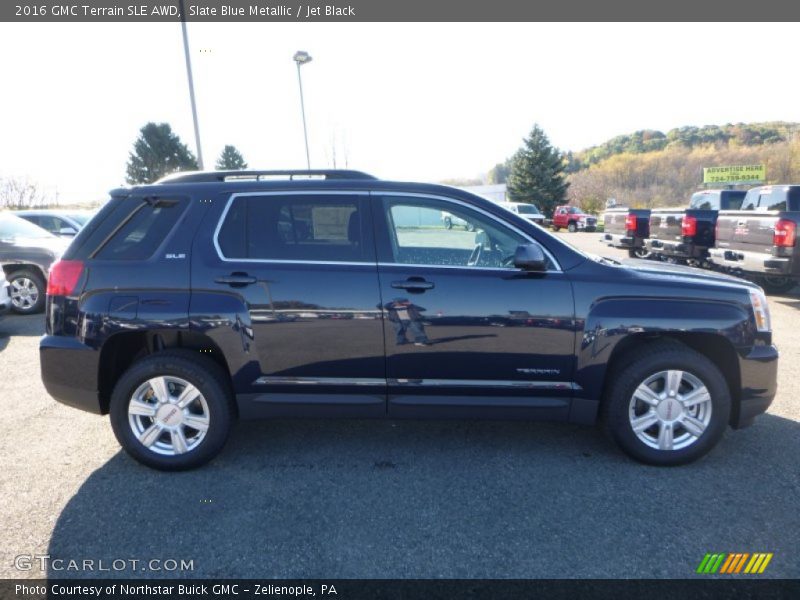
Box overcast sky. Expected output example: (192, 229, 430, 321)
(0, 22, 797, 204)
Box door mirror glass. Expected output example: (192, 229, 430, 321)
(514, 243, 547, 271)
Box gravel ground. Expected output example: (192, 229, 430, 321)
(0, 231, 797, 580)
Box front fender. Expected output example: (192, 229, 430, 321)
(575, 297, 752, 403)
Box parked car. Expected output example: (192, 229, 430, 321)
(601, 207, 652, 258)
(441, 210, 475, 231)
(552, 205, 597, 232)
(646, 190, 746, 266)
(500, 202, 545, 225)
(0, 270, 11, 320)
(709, 184, 800, 294)
(41, 169, 777, 470)
(0, 212, 69, 314)
(15, 209, 95, 238)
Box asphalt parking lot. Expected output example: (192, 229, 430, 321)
(1, 231, 798, 580)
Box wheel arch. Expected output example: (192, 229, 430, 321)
(97, 329, 233, 414)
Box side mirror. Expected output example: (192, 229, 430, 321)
(58, 227, 77, 236)
(514, 243, 547, 272)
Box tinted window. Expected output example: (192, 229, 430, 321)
(720, 191, 745, 210)
(217, 194, 371, 262)
(94, 199, 187, 260)
(515, 204, 541, 215)
(380, 197, 547, 269)
(741, 190, 759, 210)
(760, 192, 786, 211)
(689, 192, 719, 210)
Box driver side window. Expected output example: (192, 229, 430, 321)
(382, 197, 532, 269)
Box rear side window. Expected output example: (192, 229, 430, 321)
(758, 192, 786, 212)
(689, 193, 719, 210)
(216, 194, 373, 262)
(94, 199, 188, 260)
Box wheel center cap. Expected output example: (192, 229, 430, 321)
(657, 398, 682, 422)
(156, 404, 183, 427)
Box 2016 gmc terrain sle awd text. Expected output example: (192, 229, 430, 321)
(40, 170, 778, 470)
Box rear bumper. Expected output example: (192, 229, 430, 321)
(708, 248, 793, 276)
(733, 344, 779, 429)
(646, 239, 703, 259)
(602, 233, 637, 248)
(40, 335, 103, 414)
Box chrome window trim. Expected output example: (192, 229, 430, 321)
(213, 190, 373, 265)
(376, 191, 562, 272)
(212, 189, 561, 272)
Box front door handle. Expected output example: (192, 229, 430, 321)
(391, 278, 434, 291)
(215, 273, 257, 286)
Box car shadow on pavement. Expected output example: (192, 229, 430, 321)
(46, 412, 800, 579)
(0, 314, 45, 352)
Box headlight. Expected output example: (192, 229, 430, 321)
(749, 289, 771, 332)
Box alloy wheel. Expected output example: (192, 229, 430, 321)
(628, 369, 712, 451)
(10, 277, 39, 310)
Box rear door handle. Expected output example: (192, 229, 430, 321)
(391, 278, 434, 291)
(215, 274, 257, 286)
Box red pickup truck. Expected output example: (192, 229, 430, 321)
(552, 205, 597, 232)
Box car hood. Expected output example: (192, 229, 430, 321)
(619, 258, 760, 289)
(6, 236, 69, 256)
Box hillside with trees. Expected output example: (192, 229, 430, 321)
(564, 122, 800, 213)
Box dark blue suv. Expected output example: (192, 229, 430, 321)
(40, 170, 778, 470)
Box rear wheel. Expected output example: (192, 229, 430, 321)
(759, 276, 795, 295)
(628, 247, 651, 259)
(603, 342, 730, 466)
(8, 269, 46, 314)
(109, 350, 234, 470)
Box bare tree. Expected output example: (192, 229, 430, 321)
(0, 177, 49, 209)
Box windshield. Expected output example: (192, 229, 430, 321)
(0, 213, 56, 239)
(568, 207, 581, 214)
(516, 204, 541, 215)
(68, 212, 92, 226)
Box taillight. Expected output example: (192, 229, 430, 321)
(625, 213, 637, 233)
(774, 219, 797, 248)
(47, 259, 84, 296)
(682, 215, 697, 237)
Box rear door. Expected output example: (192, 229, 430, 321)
(372, 192, 575, 420)
(194, 190, 386, 416)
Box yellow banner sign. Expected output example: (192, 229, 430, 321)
(703, 165, 766, 184)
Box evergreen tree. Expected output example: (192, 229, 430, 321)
(215, 145, 249, 170)
(125, 122, 198, 184)
(507, 124, 569, 216)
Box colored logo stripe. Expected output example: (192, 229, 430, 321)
(697, 553, 773, 574)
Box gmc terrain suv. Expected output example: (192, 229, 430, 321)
(40, 170, 778, 470)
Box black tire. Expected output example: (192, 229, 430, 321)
(567, 222, 577, 233)
(444, 217, 453, 230)
(8, 268, 46, 314)
(628, 247, 652, 259)
(552, 226, 560, 232)
(603, 341, 731, 466)
(109, 350, 234, 471)
(759, 276, 796, 295)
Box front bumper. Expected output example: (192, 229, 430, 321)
(40, 335, 103, 414)
(733, 344, 779, 429)
(708, 248, 792, 276)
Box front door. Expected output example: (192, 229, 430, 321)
(199, 190, 385, 417)
(372, 193, 576, 420)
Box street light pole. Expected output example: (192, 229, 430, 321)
(179, 0, 204, 169)
(293, 51, 313, 170)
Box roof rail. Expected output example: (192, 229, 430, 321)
(155, 169, 378, 184)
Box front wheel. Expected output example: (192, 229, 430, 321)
(603, 341, 730, 466)
(109, 350, 234, 470)
(567, 222, 577, 233)
(759, 276, 796, 295)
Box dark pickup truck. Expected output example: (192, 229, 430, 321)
(709, 185, 800, 294)
(646, 190, 746, 267)
(601, 207, 651, 258)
